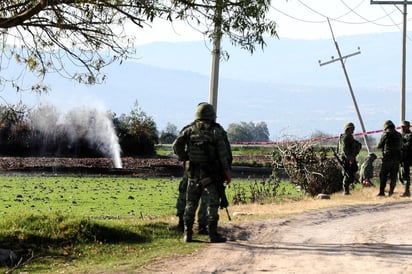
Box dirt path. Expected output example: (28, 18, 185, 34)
(142, 200, 412, 274)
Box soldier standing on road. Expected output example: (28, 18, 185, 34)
(337, 122, 362, 195)
(172, 102, 232, 243)
(400, 120, 412, 197)
(377, 120, 402, 197)
(175, 166, 208, 234)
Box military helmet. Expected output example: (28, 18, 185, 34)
(401, 120, 410, 127)
(383, 120, 395, 129)
(195, 102, 216, 120)
(344, 122, 355, 131)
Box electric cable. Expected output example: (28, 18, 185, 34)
(271, 0, 404, 28)
(338, 0, 402, 26)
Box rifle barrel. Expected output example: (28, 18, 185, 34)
(225, 207, 231, 221)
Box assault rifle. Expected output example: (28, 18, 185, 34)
(217, 181, 232, 221)
(330, 147, 359, 187)
(330, 147, 350, 178)
(212, 158, 232, 221)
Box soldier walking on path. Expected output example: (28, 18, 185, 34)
(377, 120, 402, 197)
(172, 102, 232, 243)
(400, 120, 412, 197)
(337, 122, 362, 195)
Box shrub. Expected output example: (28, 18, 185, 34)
(272, 141, 342, 196)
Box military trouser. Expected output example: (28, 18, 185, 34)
(183, 177, 220, 233)
(342, 160, 357, 194)
(176, 176, 207, 226)
(379, 159, 400, 195)
(400, 161, 411, 195)
(342, 171, 355, 194)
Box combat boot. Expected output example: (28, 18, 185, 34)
(176, 215, 184, 232)
(343, 187, 350, 195)
(401, 181, 411, 197)
(377, 183, 385, 196)
(208, 223, 226, 243)
(183, 228, 193, 243)
(198, 224, 208, 235)
(401, 191, 411, 197)
(388, 183, 396, 196)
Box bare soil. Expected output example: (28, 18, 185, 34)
(0, 155, 272, 177)
(141, 189, 412, 274)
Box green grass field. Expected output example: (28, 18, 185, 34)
(0, 176, 178, 218)
(0, 174, 301, 273)
(0, 175, 300, 217)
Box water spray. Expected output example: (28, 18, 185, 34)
(29, 105, 123, 168)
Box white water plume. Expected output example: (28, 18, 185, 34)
(29, 104, 123, 168)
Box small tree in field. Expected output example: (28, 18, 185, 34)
(159, 123, 178, 144)
(114, 100, 158, 155)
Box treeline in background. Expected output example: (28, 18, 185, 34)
(0, 100, 375, 158)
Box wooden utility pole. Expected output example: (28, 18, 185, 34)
(319, 18, 371, 153)
(371, 0, 411, 122)
(209, 0, 223, 113)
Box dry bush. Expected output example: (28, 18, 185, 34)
(272, 140, 342, 196)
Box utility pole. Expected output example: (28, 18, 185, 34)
(319, 18, 371, 153)
(371, 0, 411, 122)
(209, 0, 223, 113)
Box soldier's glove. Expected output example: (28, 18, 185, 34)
(220, 195, 229, 209)
(224, 171, 231, 185)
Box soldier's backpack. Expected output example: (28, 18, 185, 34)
(187, 121, 217, 164)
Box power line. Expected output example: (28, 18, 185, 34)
(338, 0, 402, 26)
(271, 0, 404, 27)
(270, 5, 327, 24)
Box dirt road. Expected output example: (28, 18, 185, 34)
(143, 200, 412, 274)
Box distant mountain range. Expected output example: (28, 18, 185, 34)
(3, 31, 412, 140)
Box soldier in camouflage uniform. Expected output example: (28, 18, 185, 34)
(337, 122, 362, 195)
(359, 153, 377, 187)
(377, 120, 402, 196)
(175, 166, 208, 234)
(400, 120, 412, 197)
(172, 103, 232, 243)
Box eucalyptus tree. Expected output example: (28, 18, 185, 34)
(0, 1, 277, 92)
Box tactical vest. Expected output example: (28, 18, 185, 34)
(187, 121, 217, 164)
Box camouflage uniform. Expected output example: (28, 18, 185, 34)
(400, 120, 412, 197)
(337, 122, 362, 195)
(359, 153, 377, 187)
(175, 166, 208, 233)
(377, 120, 402, 196)
(172, 103, 232, 243)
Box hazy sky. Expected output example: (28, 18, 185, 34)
(5, 0, 411, 139)
(135, 0, 408, 44)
